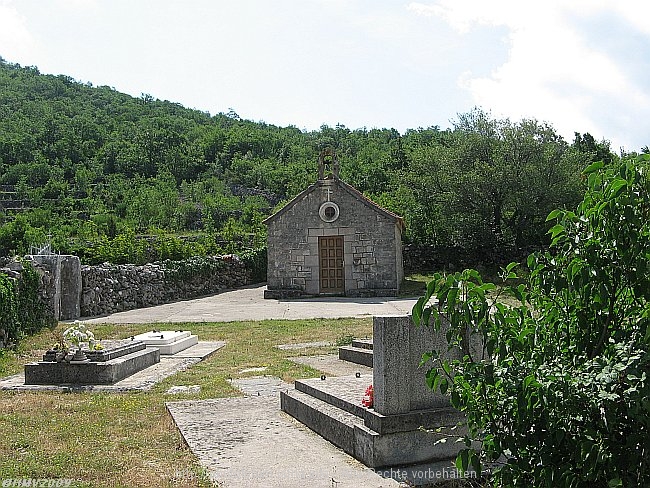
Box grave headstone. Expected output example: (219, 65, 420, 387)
(281, 313, 481, 468)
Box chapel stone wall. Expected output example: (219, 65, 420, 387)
(266, 178, 402, 298)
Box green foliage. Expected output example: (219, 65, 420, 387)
(77, 229, 210, 265)
(162, 255, 226, 284)
(0, 262, 56, 346)
(239, 246, 268, 282)
(413, 156, 650, 487)
(405, 109, 591, 259)
(0, 61, 614, 267)
(0, 275, 18, 342)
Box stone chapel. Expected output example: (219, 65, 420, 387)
(263, 150, 404, 298)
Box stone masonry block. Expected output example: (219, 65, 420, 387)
(373, 316, 412, 415)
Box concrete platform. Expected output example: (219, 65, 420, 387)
(1, 341, 225, 392)
(167, 376, 401, 488)
(81, 284, 418, 324)
(281, 373, 466, 469)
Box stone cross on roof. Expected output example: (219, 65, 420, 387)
(318, 148, 340, 180)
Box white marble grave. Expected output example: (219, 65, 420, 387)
(133, 330, 198, 355)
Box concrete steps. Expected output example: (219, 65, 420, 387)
(338, 345, 373, 367)
(281, 372, 466, 470)
(338, 337, 374, 367)
(281, 388, 358, 456)
(295, 375, 371, 418)
(352, 338, 373, 350)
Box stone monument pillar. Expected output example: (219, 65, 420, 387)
(373, 314, 457, 415)
(27, 255, 82, 320)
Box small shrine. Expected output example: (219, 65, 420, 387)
(264, 150, 404, 298)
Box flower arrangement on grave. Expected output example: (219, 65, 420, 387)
(361, 384, 374, 408)
(62, 322, 101, 361)
(63, 322, 95, 350)
(51, 338, 68, 353)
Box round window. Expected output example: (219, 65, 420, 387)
(319, 202, 340, 223)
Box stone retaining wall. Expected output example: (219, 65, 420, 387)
(81, 255, 252, 317)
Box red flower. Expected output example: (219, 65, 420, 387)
(361, 384, 374, 408)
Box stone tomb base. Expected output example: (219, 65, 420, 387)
(24, 339, 160, 385)
(280, 374, 465, 468)
(133, 330, 199, 355)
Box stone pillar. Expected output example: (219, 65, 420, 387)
(373, 314, 460, 415)
(372, 315, 412, 415)
(28, 255, 81, 320)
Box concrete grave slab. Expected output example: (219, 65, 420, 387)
(2, 341, 225, 392)
(133, 330, 199, 355)
(25, 346, 160, 385)
(167, 377, 401, 488)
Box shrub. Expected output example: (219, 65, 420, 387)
(413, 156, 650, 487)
(239, 246, 267, 282)
(0, 261, 56, 347)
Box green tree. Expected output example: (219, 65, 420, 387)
(406, 109, 588, 259)
(413, 155, 650, 486)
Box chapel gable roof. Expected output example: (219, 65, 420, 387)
(262, 177, 405, 231)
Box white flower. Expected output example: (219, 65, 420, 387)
(63, 322, 95, 347)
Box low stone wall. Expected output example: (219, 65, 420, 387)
(81, 255, 252, 317)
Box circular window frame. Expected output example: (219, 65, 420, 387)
(319, 201, 340, 223)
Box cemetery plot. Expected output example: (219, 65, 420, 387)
(25, 338, 159, 385)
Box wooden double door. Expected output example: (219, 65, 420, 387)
(319, 236, 344, 294)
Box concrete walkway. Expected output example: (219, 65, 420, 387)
(84, 284, 418, 324)
(167, 376, 401, 488)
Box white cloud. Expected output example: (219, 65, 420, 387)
(408, 1, 650, 149)
(53, 0, 98, 9)
(0, 1, 38, 62)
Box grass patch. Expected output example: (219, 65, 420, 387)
(402, 267, 528, 309)
(0, 317, 372, 487)
(400, 273, 437, 297)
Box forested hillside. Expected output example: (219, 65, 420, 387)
(0, 58, 614, 266)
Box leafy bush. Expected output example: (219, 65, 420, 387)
(239, 246, 267, 282)
(414, 156, 650, 487)
(162, 255, 226, 283)
(77, 229, 209, 265)
(0, 262, 56, 347)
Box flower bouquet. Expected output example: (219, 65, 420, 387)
(62, 322, 96, 362)
(361, 384, 374, 408)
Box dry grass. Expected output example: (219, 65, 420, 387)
(0, 318, 372, 487)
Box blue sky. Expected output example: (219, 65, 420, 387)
(1, 0, 649, 152)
